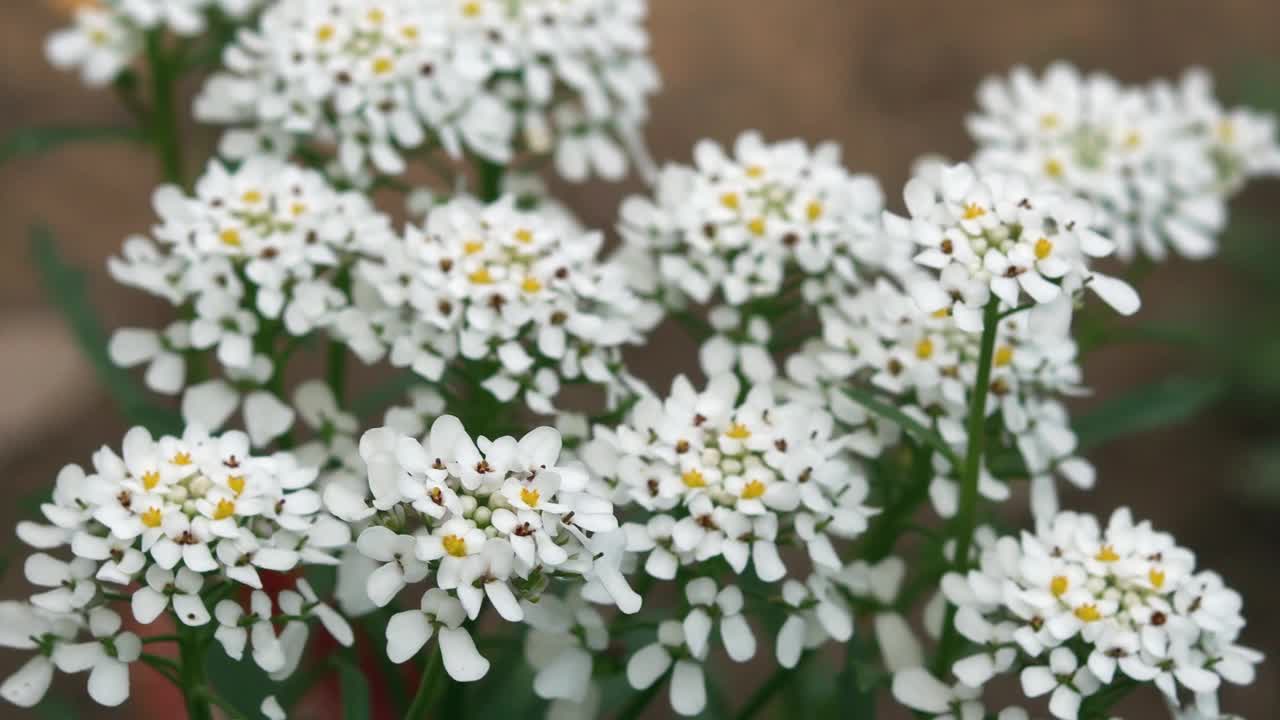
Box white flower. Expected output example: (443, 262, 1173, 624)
(181, 356, 296, 448)
(45, 7, 139, 86)
(625, 620, 707, 717)
(51, 608, 141, 708)
(523, 591, 608, 714)
(131, 565, 209, 626)
(108, 324, 189, 395)
(890, 667, 984, 719)
(0, 603, 76, 709)
(682, 577, 755, 663)
(356, 525, 430, 608)
(385, 589, 489, 682)
(776, 574, 852, 668)
(1019, 648, 1100, 720)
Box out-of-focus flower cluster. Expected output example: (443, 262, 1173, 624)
(893, 508, 1261, 720)
(324, 415, 638, 682)
(46, 0, 264, 86)
(108, 156, 394, 446)
(0, 426, 353, 709)
(970, 63, 1280, 261)
(195, 0, 660, 182)
(348, 195, 661, 414)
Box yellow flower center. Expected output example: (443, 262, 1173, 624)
(1034, 237, 1053, 260)
(994, 346, 1014, 367)
(170, 452, 191, 466)
(1044, 158, 1064, 178)
(463, 240, 485, 255)
(520, 488, 541, 507)
(931, 308, 950, 319)
(372, 57, 394, 75)
(961, 202, 986, 220)
(1040, 113, 1060, 130)
(1050, 575, 1069, 597)
(1149, 568, 1166, 589)
(681, 469, 706, 488)
(227, 475, 246, 497)
(468, 267, 493, 285)
(219, 229, 242, 247)
(1074, 603, 1102, 622)
(741, 479, 766, 500)
(1095, 545, 1120, 563)
(745, 165, 764, 178)
(521, 277, 543, 294)
(1123, 130, 1142, 149)
(915, 338, 934, 360)
(142, 470, 161, 490)
(88, 29, 109, 46)
(806, 201, 823, 222)
(747, 217, 766, 236)
(316, 24, 335, 41)
(241, 190, 262, 204)
(401, 26, 419, 40)
(442, 534, 467, 557)
(514, 229, 533, 244)
(141, 506, 163, 528)
(213, 499, 236, 520)
(291, 202, 307, 217)
(720, 192, 740, 210)
(726, 422, 751, 440)
(1217, 119, 1236, 144)
(367, 8, 385, 23)
(462, 1, 482, 18)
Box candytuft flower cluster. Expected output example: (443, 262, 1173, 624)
(11, 3, 1276, 718)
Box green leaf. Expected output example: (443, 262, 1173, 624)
(843, 384, 960, 468)
(34, 695, 81, 719)
(1, 126, 144, 167)
(833, 633, 877, 718)
(336, 656, 372, 720)
(1075, 376, 1225, 452)
(30, 225, 181, 434)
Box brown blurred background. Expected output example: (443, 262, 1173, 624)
(2, 1, 1279, 717)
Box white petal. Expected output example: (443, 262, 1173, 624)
(1088, 274, 1140, 316)
(890, 667, 951, 714)
(669, 660, 706, 717)
(385, 611, 431, 664)
(776, 615, 806, 669)
(1, 657, 53, 708)
(438, 626, 489, 682)
(626, 643, 671, 690)
(244, 391, 297, 447)
(720, 614, 756, 663)
(1020, 666, 1057, 698)
(88, 657, 130, 707)
(533, 647, 592, 702)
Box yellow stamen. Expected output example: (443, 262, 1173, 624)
(521, 277, 542, 294)
(88, 29, 109, 46)
(962, 202, 986, 220)
(931, 308, 950, 319)
(994, 346, 1014, 367)
(467, 267, 493, 285)
(1050, 575, 1069, 598)
(1040, 113, 1060, 130)
(367, 8, 385, 23)
(213, 498, 236, 521)
(725, 422, 751, 440)
(227, 475, 246, 497)
(1149, 568, 1166, 589)
(745, 165, 765, 178)
(720, 192, 740, 210)
(514, 229, 533, 244)
(463, 240, 484, 255)
(401, 26, 419, 40)
(141, 506, 163, 528)
(170, 452, 192, 466)
(806, 201, 823, 222)
(915, 338, 934, 360)
(1074, 603, 1102, 622)
(316, 24, 335, 42)
(681, 469, 706, 488)
(1034, 237, 1053, 260)
(372, 57, 394, 75)
(1217, 119, 1236, 144)
(241, 190, 263, 204)
(442, 534, 467, 557)
(1123, 130, 1141, 149)
(747, 217, 766, 236)
(520, 488, 540, 507)
(142, 470, 161, 490)
(291, 202, 307, 217)
(461, 1, 482, 17)
(1044, 158, 1064, 178)
(1095, 545, 1120, 563)
(741, 479, 766, 500)
(219, 229, 242, 247)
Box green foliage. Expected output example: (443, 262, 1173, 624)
(1, 126, 144, 167)
(1075, 376, 1226, 452)
(336, 656, 372, 720)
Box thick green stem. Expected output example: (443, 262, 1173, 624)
(474, 155, 504, 202)
(177, 625, 214, 720)
(404, 642, 444, 720)
(144, 31, 185, 186)
(933, 297, 1001, 673)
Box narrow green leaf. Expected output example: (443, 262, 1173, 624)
(835, 633, 877, 719)
(336, 656, 372, 720)
(30, 225, 181, 434)
(35, 695, 81, 719)
(1075, 376, 1225, 452)
(843, 384, 960, 468)
(1, 126, 144, 166)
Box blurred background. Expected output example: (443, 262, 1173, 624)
(2, 1, 1279, 717)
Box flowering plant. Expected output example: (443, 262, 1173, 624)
(2, 2, 1275, 719)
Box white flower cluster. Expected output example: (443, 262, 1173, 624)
(108, 156, 394, 446)
(909, 508, 1261, 720)
(582, 374, 877, 585)
(618, 131, 900, 310)
(0, 426, 353, 708)
(325, 415, 639, 682)
(196, 0, 659, 182)
(970, 63, 1280, 262)
(788, 280, 1093, 519)
(348, 195, 660, 414)
(890, 161, 1141, 324)
(46, 0, 263, 86)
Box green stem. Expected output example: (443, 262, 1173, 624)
(933, 297, 1001, 674)
(327, 268, 352, 404)
(1079, 678, 1137, 718)
(735, 654, 807, 720)
(616, 669, 670, 720)
(177, 624, 214, 720)
(474, 155, 504, 202)
(144, 30, 185, 186)
(404, 641, 444, 720)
